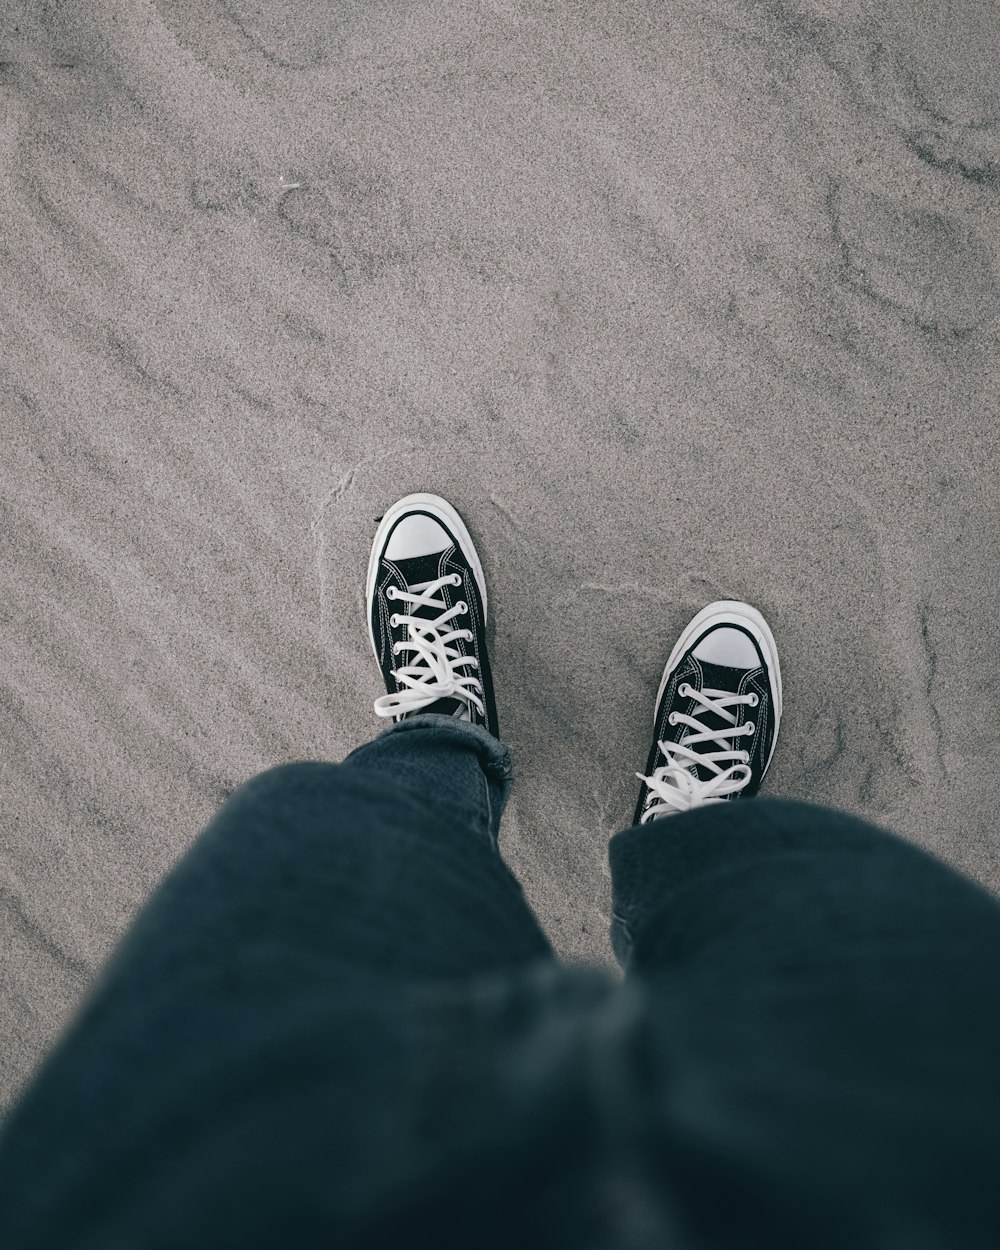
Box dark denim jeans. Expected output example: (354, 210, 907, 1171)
(2, 712, 1000, 1250)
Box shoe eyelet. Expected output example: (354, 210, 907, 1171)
(743, 721, 755, 735)
(742, 751, 750, 764)
(451, 573, 462, 586)
(386, 586, 397, 600)
(390, 613, 400, 628)
(464, 630, 473, 642)
(668, 712, 678, 725)
(747, 692, 758, 707)
(457, 601, 468, 615)
(678, 683, 689, 697)
(392, 642, 402, 655)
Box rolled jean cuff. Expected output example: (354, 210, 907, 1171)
(342, 712, 514, 846)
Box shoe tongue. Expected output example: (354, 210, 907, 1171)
(696, 658, 752, 694)
(415, 696, 470, 721)
(391, 551, 448, 626)
(392, 551, 447, 587)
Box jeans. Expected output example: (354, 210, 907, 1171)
(1, 712, 1000, 1250)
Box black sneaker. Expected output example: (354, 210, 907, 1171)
(634, 600, 782, 824)
(367, 492, 499, 738)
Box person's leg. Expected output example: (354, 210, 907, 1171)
(0, 712, 553, 1248)
(609, 796, 1000, 1249)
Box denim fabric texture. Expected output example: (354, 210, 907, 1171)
(1, 713, 1000, 1250)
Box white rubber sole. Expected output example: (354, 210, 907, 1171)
(654, 599, 783, 773)
(366, 492, 488, 662)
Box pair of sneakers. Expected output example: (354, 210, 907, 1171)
(367, 493, 782, 823)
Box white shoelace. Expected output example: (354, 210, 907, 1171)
(637, 684, 756, 819)
(373, 573, 486, 721)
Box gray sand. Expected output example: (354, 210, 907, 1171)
(2, 0, 999, 1107)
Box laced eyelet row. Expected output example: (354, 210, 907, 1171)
(387, 576, 462, 603)
(678, 682, 758, 708)
(668, 693, 755, 764)
(394, 629, 472, 654)
(388, 610, 467, 630)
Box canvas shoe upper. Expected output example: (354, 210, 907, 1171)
(635, 600, 782, 824)
(367, 493, 499, 739)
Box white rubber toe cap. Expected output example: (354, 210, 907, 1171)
(691, 626, 761, 668)
(384, 514, 451, 561)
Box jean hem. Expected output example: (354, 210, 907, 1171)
(370, 712, 513, 785)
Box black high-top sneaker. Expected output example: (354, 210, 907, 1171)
(367, 493, 499, 738)
(634, 600, 782, 824)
